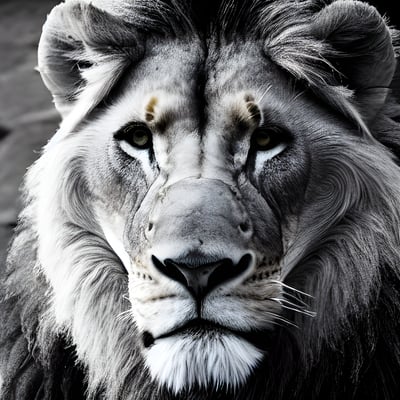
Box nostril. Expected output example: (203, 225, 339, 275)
(148, 222, 154, 232)
(151, 255, 187, 287)
(151, 253, 254, 300)
(208, 253, 253, 290)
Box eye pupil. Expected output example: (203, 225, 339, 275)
(132, 130, 150, 146)
(252, 126, 289, 152)
(255, 132, 271, 148)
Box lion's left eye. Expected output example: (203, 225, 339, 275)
(115, 123, 152, 150)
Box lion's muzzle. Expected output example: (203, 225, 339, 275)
(146, 178, 255, 297)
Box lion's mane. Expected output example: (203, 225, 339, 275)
(1, 1, 400, 399)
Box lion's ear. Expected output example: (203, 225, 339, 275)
(38, 1, 143, 118)
(311, 0, 397, 120)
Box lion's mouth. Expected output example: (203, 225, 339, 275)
(142, 318, 270, 351)
(158, 318, 230, 338)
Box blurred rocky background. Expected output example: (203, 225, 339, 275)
(0, 0, 59, 266)
(0, 0, 399, 266)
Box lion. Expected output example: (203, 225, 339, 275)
(1, 0, 400, 398)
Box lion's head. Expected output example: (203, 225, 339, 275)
(2, 0, 400, 399)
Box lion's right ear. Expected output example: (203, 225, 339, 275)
(38, 1, 144, 118)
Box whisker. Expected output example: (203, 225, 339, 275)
(256, 84, 272, 103)
(116, 309, 133, 322)
(266, 320, 289, 329)
(269, 279, 314, 298)
(279, 304, 316, 318)
(264, 311, 299, 329)
(269, 297, 316, 317)
(282, 291, 310, 308)
(272, 297, 312, 311)
(290, 89, 306, 103)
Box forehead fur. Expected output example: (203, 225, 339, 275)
(39, 0, 399, 138)
(80, 0, 327, 84)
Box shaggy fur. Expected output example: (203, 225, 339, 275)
(1, 0, 400, 399)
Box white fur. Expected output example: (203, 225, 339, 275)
(203, 284, 282, 331)
(155, 133, 202, 186)
(97, 212, 132, 271)
(255, 143, 287, 172)
(128, 273, 197, 338)
(120, 141, 155, 180)
(145, 333, 263, 394)
(26, 147, 78, 325)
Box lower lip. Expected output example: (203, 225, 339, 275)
(143, 321, 270, 352)
(142, 321, 231, 349)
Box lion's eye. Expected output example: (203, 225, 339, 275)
(252, 127, 284, 151)
(115, 123, 152, 149)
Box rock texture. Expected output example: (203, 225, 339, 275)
(0, 0, 60, 266)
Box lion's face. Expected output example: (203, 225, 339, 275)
(32, 0, 399, 397)
(80, 38, 338, 391)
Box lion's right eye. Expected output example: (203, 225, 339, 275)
(115, 123, 152, 150)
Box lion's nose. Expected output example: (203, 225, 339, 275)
(151, 253, 253, 299)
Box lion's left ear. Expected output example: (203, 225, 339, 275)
(311, 0, 397, 120)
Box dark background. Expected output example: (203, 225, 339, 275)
(368, 0, 399, 26)
(0, 0, 399, 266)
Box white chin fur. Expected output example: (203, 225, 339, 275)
(145, 332, 264, 394)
